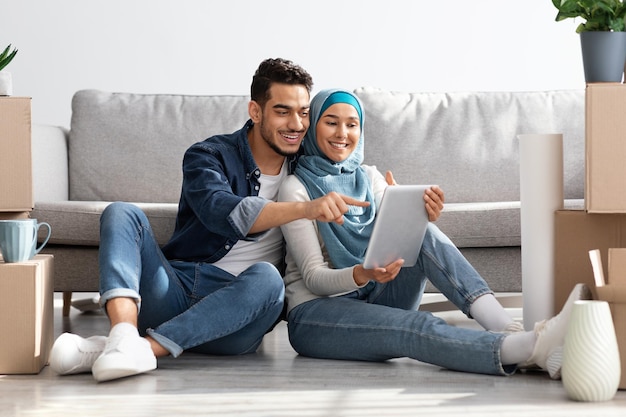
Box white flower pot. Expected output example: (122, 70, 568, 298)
(562, 300, 621, 402)
(0, 71, 13, 96)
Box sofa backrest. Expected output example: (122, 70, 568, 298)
(355, 87, 585, 203)
(69, 90, 250, 203)
(68, 88, 585, 205)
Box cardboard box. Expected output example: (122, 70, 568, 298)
(0, 254, 54, 374)
(585, 83, 626, 213)
(554, 209, 626, 313)
(589, 248, 626, 390)
(0, 97, 33, 211)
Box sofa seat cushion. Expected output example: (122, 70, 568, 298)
(33, 198, 584, 250)
(437, 201, 521, 247)
(32, 201, 178, 246)
(437, 198, 584, 248)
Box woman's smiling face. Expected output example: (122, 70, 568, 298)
(315, 102, 361, 163)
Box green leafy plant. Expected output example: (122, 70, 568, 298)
(0, 44, 18, 72)
(552, 0, 626, 32)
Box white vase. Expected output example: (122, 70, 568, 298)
(0, 71, 13, 96)
(562, 300, 621, 402)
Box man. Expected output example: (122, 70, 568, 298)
(49, 58, 365, 382)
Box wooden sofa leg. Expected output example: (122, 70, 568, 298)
(62, 291, 72, 317)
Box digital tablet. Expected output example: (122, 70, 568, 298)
(362, 185, 431, 269)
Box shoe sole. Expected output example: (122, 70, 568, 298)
(92, 352, 156, 382)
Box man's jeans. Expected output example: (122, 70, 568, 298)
(287, 224, 515, 376)
(99, 202, 284, 357)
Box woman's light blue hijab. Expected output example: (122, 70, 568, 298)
(294, 89, 376, 269)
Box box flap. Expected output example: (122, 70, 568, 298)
(596, 285, 626, 303)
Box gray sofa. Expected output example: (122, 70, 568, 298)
(31, 88, 585, 315)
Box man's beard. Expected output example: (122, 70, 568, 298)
(259, 120, 300, 157)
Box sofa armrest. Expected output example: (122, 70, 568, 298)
(32, 124, 69, 202)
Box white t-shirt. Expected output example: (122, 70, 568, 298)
(212, 161, 287, 276)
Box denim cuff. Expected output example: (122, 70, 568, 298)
(146, 329, 183, 357)
(99, 288, 141, 312)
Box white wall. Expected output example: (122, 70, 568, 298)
(5, 0, 583, 127)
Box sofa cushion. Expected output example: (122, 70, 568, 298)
(354, 87, 585, 204)
(69, 90, 250, 203)
(436, 198, 584, 248)
(437, 201, 521, 247)
(32, 201, 178, 246)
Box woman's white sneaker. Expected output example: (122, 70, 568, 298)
(91, 323, 156, 382)
(525, 283, 592, 379)
(49, 333, 107, 375)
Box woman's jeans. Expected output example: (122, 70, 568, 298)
(99, 202, 284, 358)
(287, 223, 514, 376)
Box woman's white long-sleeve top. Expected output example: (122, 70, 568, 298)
(278, 165, 388, 314)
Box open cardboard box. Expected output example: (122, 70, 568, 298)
(554, 210, 626, 313)
(588, 248, 626, 389)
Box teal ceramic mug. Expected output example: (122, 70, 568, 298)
(0, 219, 52, 263)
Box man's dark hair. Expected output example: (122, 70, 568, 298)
(250, 58, 313, 108)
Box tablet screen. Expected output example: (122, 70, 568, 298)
(362, 185, 431, 269)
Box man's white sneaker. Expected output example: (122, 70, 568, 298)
(49, 333, 107, 375)
(525, 283, 592, 379)
(91, 323, 157, 382)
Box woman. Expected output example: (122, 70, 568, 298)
(278, 88, 590, 377)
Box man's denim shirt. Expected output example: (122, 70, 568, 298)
(162, 120, 298, 263)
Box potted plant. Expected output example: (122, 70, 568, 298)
(552, 0, 626, 82)
(0, 44, 18, 96)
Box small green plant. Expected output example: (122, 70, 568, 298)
(0, 44, 18, 72)
(552, 0, 626, 32)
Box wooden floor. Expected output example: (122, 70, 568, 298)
(1, 293, 625, 417)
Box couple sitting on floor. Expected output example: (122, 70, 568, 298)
(49, 57, 590, 383)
